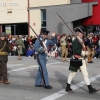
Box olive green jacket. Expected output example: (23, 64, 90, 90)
(69, 39, 82, 72)
(15, 39, 25, 55)
(0, 39, 11, 61)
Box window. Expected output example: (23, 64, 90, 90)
(41, 9, 46, 30)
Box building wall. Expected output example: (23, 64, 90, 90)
(29, 0, 70, 7)
(46, 3, 93, 34)
(82, 0, 100, 26)
(70, 0, 82, 3)
(0, 0, 28, 24)
(29, 9, 41, 36)
(28, 0, 95, 35)
(29, 0, 70, 36)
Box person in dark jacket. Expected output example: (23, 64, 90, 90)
(65, 26, 99, 94)
(0, 32, 11, 84)
(86, 35, 95, 63)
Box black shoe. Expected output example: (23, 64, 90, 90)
(35, 85, 44, 87)
(65, 83, 74, 93)
(87, 85, 99, 94)
(89, 88, 100, 94)
(44, 85, 53, 89)
(66, 87, 74, 93)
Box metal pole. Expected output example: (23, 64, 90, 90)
(14, 24, 16, 35)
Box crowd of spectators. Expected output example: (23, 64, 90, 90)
(6, 32, 100, 59)
(7, 35, 37, 57)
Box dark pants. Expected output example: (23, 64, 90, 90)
(0, 61, 8, 82)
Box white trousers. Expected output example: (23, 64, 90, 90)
(67, 59, 90, 85)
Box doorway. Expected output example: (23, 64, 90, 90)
(2, 23, 28, 35)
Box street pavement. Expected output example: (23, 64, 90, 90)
(0, 56, 100, 100)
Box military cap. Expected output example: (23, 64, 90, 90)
(0, 32, 7, 37)
(75, 26, 85, 34)
(42, 30, 50, 35)
(61, 33, 66, 37)
(19, 35, 22, 38)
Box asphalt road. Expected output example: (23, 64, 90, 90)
(0, 56, 100, 100)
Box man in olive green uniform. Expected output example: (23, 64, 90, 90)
(0, 32, 11, 84)
(15, 35, 25, 60)
(65, 26, 99, 94)
(60, 33, 68, 62)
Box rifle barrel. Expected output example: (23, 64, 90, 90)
(56, 12, 85, 49)
(28, 24, 39, 38)
(28, 23, 45, 48)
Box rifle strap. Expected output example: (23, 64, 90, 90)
(0, 41, 6, 52)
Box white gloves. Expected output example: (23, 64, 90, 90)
(81, 51, 89, 56)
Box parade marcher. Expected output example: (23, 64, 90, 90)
(65, 26, 99, 94)
(34, 30, 54, 89)
(15, 35, 25, 60)
(0, 32, 11, 84)
(60, 33, 68, 62)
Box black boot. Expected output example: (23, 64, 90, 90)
(87, 85, 99, 94)
(65, 83, 74, 93)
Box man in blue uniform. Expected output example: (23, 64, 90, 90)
(34, 30, 53, 89)
(65, 26, 99, 94)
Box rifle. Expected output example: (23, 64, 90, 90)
(28, 24, 47, 54)
(56, 12, 86, 52)
(28, 24, 45, 47)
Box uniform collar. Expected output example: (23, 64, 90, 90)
(39, 36, 45, 41)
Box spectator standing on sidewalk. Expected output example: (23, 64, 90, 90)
(15, 35, 25, 60)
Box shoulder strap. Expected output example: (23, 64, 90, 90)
(0, 41, 6, 52)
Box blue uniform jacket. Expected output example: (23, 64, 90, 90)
(34, 37, 53, 56)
